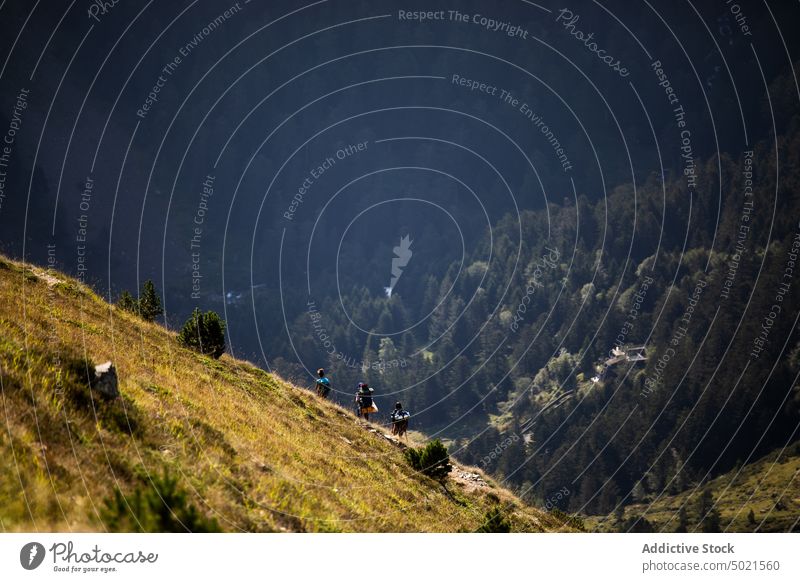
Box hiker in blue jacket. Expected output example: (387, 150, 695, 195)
(315, 368, 331, 398)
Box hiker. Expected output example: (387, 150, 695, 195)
(390, 402, 410, 439)
(355, 382, 377, 420)
(315, 368, 331, 398)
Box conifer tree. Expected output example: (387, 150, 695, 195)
(139, 280, 163, 322)
(117, 290, 138, 315)
(696, 489, 721, 533)
(178, 308, 227, 359)
(675, 506, 689, 533)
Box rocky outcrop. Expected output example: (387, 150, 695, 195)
(91, 361, 119, 399)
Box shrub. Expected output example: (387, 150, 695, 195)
(404, 439, 452, 481)
(117, 291, 139, 315)
(177, 308, 226, 359)
(101, 470, 220, 532)
(476, 505, 511, 532)
(117, 281, 162, 321)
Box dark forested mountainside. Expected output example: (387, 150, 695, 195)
(268, 105, 800, 517)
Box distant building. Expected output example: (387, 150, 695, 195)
(592, 345, 648, 383)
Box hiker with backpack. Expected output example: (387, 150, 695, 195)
(315, 368, 331, 398)
(390, 402, 410, 439)
(355, 382, 377, 420)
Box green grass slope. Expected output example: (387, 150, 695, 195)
(0, 255, 571, 532)
(587, 444, 800, 533)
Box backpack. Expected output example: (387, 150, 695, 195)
(316, 377, 331, 396)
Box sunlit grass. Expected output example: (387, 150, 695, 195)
(0, 254, 570, 532)
(586, 445, 800, 532)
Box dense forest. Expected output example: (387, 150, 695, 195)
(266, 85, 800, 517)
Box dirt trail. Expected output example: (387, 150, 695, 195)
(353, 415, 491, 492)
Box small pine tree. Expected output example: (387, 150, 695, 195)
(476, 506, 512, 532)
(117, 290, 139, 315)
(139, 280, 163, 322)
(613, 505, 625, 525)
(177, 308, 226, 359)
(696, 488, 721, 533)
(675, 505, 689, 533)
(404, 439, 452, 481)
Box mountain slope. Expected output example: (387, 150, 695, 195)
(586, 443, 800, 533)
(0, 254, 571, 532)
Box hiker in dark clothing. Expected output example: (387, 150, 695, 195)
(390, 402, 410, 439)
(355, 382, 377, 420)
(315, 368, 331, 398)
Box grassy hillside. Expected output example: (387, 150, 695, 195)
(587, 444, 800, 533)
(0, 254, 571, 532)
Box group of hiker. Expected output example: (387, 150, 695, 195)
(314, 368, 410, 437)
